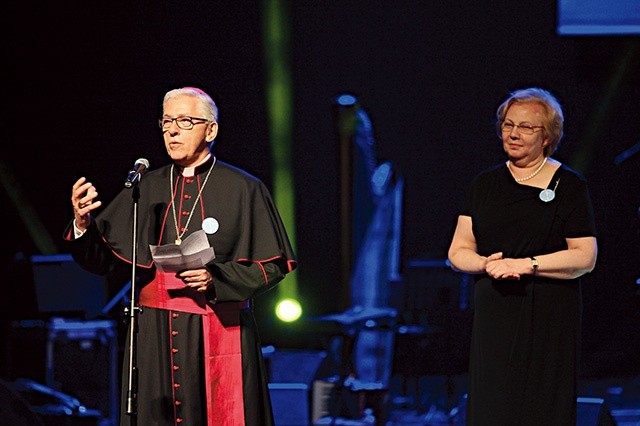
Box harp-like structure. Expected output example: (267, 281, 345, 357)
(312, 94, 404, 423)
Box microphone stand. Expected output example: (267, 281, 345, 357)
(125, 184, 141, 425)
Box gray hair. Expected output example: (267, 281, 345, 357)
(163, 87, 219, 122)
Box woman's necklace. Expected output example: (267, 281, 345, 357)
(506, 157, 547, 182)
(169, 157, 216, 245)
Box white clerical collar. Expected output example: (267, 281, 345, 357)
(181, 154, 211, 177)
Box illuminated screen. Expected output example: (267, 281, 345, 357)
(557, 0, 640, 35)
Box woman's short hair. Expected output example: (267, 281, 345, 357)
(496, 87, 564, 156)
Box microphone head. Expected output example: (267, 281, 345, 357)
(125, 158, 150, 188)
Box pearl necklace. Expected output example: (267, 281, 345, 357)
(170, 158, 216, 244)
(506, 157, 547, 182)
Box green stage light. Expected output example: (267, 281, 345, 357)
(275, 298, 302, 323)
(262, 0, 300, 310)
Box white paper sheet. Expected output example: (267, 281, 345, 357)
(150, 229, 215, 272)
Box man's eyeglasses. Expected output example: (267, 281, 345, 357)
(500, 121, 544, 135)
(159, 116, 211, 130)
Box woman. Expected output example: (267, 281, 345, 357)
(448, 87, 597, 425)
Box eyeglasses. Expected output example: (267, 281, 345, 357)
(500, 121, 544, 135)
(159, 116, 211, 130)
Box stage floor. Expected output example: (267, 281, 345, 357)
(386, 374, 640, 426)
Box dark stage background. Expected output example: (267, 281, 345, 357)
(7, 0, 640, 381)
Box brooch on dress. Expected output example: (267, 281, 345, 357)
(539, 178, 560, 203)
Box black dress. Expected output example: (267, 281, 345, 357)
(65, 156, 297, 426)
(461, 163, 596, 426)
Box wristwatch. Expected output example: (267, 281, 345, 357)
(530, 257, 539, 275)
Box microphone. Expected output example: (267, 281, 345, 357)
(124, 158, 150, 188)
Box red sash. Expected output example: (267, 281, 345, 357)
(139, 272, 246, 426)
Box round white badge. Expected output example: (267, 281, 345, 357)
(202, 217, 219, 234)
(539, 189, 555, 203)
